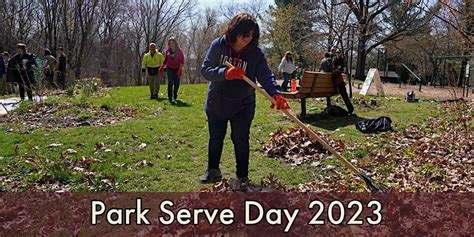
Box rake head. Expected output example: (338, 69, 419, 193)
(359, 172, 391, 192)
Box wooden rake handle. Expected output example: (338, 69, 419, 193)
(224, 61, 360, 175)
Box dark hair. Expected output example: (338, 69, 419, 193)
(44, 48, 51, 56)
(225, 12, 260, 47)
(284, 51, 293, 63)
(58, 47, 64, 51)
(324, 52, 331, 58)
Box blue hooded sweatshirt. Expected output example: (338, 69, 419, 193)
(201, 35, 281, 117)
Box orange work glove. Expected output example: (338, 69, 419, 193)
(270, 94, 290, 110)
(225, 66, 245, 80)
(178, 67, 183, 77)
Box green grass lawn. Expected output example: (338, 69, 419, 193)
(0, 84, 442, 191)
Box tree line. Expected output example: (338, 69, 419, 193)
(0, 0, 471, 87)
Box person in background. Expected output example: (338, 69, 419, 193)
(278, 51, 296, 92)
(2, 52, 14, 94)
(163, 38, 184, 102)
(43, 48, 57, 89)
(332, 49, 353, 114)
(9, 43, 37, 101)
(200, 12, 289, 185)
(319, 52, 334, 108)
(0, 51, 6, 95)
(142, 42, 165, 99)
(320, 52, 333, 73)
(334, 49, 345, 72)
(56, 47, 67, 89)
(330, 46, 337, 59)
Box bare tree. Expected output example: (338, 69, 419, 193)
(97, 0, 126, 85)
(182, 7, 221, 83)
(218, 0, 269, 20)
(418, 0, 472, 46)
(315, 0, 353, 52)
(37, 0, 61, 52)
(61, 0, 100, 80)
(134, 0, 193, 49)
(342, 0, 431, 80)
(0, 0, 37, 51)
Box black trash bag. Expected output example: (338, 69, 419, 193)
(322, 105, 348, 116)
(356, 116, 393, 133)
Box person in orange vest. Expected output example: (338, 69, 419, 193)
(142, 43, 165, 99)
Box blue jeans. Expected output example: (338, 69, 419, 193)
(166, 68, 180, 100)
(206, 102, 255, 178)
(282, 72, 291, 91)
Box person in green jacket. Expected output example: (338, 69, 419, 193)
(141, 43, 165, 99)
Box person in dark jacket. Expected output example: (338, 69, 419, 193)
(320, 52, 333, 73)
(332, 49, 353, 114)
(8, 43, 37, 100)
(0, 52, 6, 95)
(3, 52, 15, 94)
(200, 13, 289, 184)
(334, 49, 345, 72)
(319, 52, 334, 108)
(56, 47, 67, 89)
(320, 50, 353, 114)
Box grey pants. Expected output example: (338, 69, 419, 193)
(148, 74, 161, 97)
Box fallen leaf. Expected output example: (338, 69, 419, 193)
(47, 143, 63, 148)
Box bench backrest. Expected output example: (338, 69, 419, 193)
(298, 71, 336, 97)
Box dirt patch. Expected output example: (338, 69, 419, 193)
(0, 102, 137, 132)
(350, 82, 473, 100)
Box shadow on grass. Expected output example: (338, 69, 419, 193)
(153, 97, 168, 102)
(171, 99, 192, 107)
(300, 113, 367, 131)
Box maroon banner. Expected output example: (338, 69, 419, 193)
(1, 193, 473, 236)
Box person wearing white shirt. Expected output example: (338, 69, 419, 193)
(278, 51, 296, 92)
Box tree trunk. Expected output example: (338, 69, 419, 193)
(355, 36, 367, 80)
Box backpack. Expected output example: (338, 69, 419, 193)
(356, 116, 393, 134)
(323, 105, 348, 116)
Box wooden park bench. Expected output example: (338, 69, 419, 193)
(282, 71, 342, 116)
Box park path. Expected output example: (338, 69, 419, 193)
(0, 96, 47, 116)
(350, 82, 472, 100)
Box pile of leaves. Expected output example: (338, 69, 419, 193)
(355, 101, 473, 192)
(263, 128, 345, 165)
(0, 144, 117, 192)
(0, 101, 136, 131)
